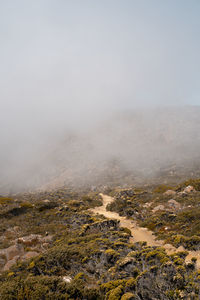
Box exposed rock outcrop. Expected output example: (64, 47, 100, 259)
(0, 234, 53, 272)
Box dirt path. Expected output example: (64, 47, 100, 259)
(90, 194, 200, 268)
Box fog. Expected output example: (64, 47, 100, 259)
(0, 1, 200, 192)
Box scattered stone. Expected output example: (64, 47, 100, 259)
(163, 244, 175, 252)
(152, 205, 165, 213)
(21, 251, 38, 261)
(183, 185, 195, 194)
(0, 243, 24, 272)
(63, 276, 72, 283)
(164, 190, 176, 196)
(167, 199, 181, 210)
(0, 255, 6, 269)
(178, 186, 195, 196)
(0, 243, 24, 261)
(43, 199, 50, 203)
(3, 256, 20, 271)
(18, 234, 42, 246)
(143, 202, 153, 208)
(177, 246, 185, 252)
(0, 233, 53, 272)
(42, 243, 49, 249)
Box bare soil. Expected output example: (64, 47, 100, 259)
(90, 194, 200, 268)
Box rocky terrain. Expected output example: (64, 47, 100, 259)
(1, 179, 200, 299)
(107, 179, 200, 252)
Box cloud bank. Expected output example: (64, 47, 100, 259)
(0, 1, 200, 192)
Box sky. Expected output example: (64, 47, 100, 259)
(1, 1, 200, 118)
(0, 1, 200, 191)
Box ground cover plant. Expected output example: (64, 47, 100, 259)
(0, 181, 200, 299)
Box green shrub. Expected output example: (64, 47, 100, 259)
(106, 285, 124, 300)
(153, 185, 173, 193)
(181, 179, 200, 191)
(121, 292, 135, 300)
(0, 197, 14, 205)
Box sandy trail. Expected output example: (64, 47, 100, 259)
(90, 193, 200, 268)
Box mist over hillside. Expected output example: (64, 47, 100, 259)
(1, 1, 200, 194)
(1, 106, 200, 193)
(2, 2, 200, 298)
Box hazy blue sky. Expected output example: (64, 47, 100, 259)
(0, 0, 200, 133)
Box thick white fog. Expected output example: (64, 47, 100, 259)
(0, 1, 200, 192)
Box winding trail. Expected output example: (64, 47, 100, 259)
(90, 193, 200, 268)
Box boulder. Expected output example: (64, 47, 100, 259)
(63, 275, 72, 283)
(43, 199, 50, 203)
(183, 185, 195, 193)
(143, 202, 152, 208)
(41, 235, 53, 243)
(3, 255, 20, 271)
(164, 190, 176, 196)
(0, 233, 53, 272)
(0, 255, 6, 269)
(1, 243, 24, 261)
(167, 199, 181, 210)
(152, 205, 165, 213)
(21, 251, 38, 261)
(18, 234, 42, 246)
(0, 243, 24, 272)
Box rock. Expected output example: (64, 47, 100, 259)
(18, 234, 42, 246)
(42, 243, 49, 249)
(143, 202, 152, 208)
(183, 185, 195, 193)
(63, 275, 72, 283)
(5, 228, 16, 235)
(167, 199, 181, 210)
(3, 255, 20, 271)
(21, 251, 38, 261)
(0, 233, 52, 272)
(164, 190, 176, 196)
(43, 199, 50, 203)
(152, 205, 165, 213)
(13, 226, 20, 232)
(0, 243, 24, 261)
(177, 246, 185, 252)
(0, 255, 6, 269)
(164, 244, 175, 251)
(41, 235, 53, 243)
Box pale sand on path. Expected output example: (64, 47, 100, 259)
(90, 194, 200, 269)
